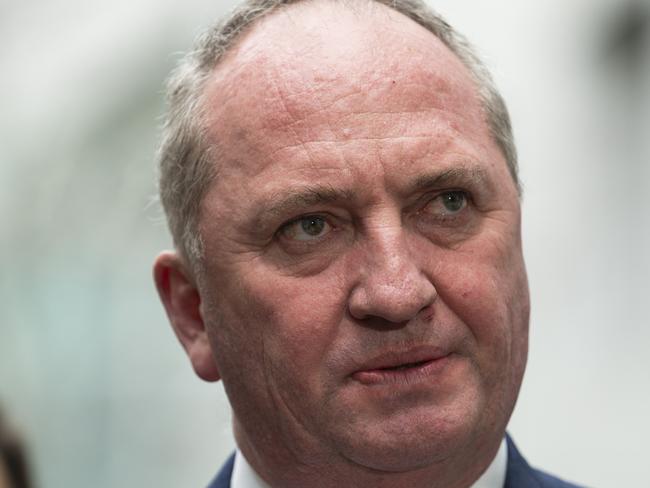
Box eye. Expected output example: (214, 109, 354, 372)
(280, 215, 332, 241)
(423, 191, 468, 217)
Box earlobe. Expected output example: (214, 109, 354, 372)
(153, 251, 221, 382)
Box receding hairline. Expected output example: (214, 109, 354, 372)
(209, 0, 444, 58)
(200, 0, 477, 106)
(198, 0, 488, 160)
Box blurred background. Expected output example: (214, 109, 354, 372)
(0, 0, 648, 486)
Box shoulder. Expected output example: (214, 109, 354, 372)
(532, 469, 585, 488)
(505, 435, 587, 488)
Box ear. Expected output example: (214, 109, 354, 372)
(153, 251, 221, 382)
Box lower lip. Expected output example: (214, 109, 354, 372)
(352, 355, 453, 386)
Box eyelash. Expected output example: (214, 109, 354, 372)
(281, 215, 329, 237)
(417, 190, 471, 221)
(277, 214, 338, 247)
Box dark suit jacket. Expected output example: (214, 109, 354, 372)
(207, 436, 584, 488)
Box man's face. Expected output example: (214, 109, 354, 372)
(194, 1, 528, 478)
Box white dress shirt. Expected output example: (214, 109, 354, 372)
(231, 438, 508, 488)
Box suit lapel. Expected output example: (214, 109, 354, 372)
(206, 452, 235, 488)
(504, 435, 543, 488)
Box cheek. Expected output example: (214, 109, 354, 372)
(265, 276, 347, 368)
(213, 267, 349, 389)
(433, 242, 529, 369)
(446, 266, 510, 346)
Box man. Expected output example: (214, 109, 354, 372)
(153, 1, 583, 487)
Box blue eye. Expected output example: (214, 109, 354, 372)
(424, 191, 468, 216)
(441, 191, 466, 212)
(281, 215, 332, 241)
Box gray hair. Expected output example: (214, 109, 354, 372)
(157, 0, 519, 266)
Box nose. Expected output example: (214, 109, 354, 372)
(347, 231, 437, 324)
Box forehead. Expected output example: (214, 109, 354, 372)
(204, 2, 484, 147)
(199, 0, 505, 209)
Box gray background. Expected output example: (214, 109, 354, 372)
(1, 0, 648, 486)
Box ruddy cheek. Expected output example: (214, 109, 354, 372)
(439, 263, 506, 331)
(262, 285, 340, 345)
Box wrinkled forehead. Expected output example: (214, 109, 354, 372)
(201, 1, 484, 153)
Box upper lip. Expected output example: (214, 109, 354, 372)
(352, 345, 451, 373)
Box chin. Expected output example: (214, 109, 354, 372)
(334, 403, 482, 473)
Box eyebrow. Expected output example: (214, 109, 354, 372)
(251, 185, 355, 226)
(409, 165, 493, 194)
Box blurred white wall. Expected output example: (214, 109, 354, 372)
(0, 1, 648, 487)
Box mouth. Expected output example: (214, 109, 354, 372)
(380, 359, 431, 371)
(351, 347, 453, 386)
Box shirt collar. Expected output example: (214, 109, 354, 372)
(231, 449, 271, 488)
(231, 438, 507, 488)
(472, 437, 508, 488)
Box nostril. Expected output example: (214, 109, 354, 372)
(419, 304, 435, 321)
(350, 314, 411, 331)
